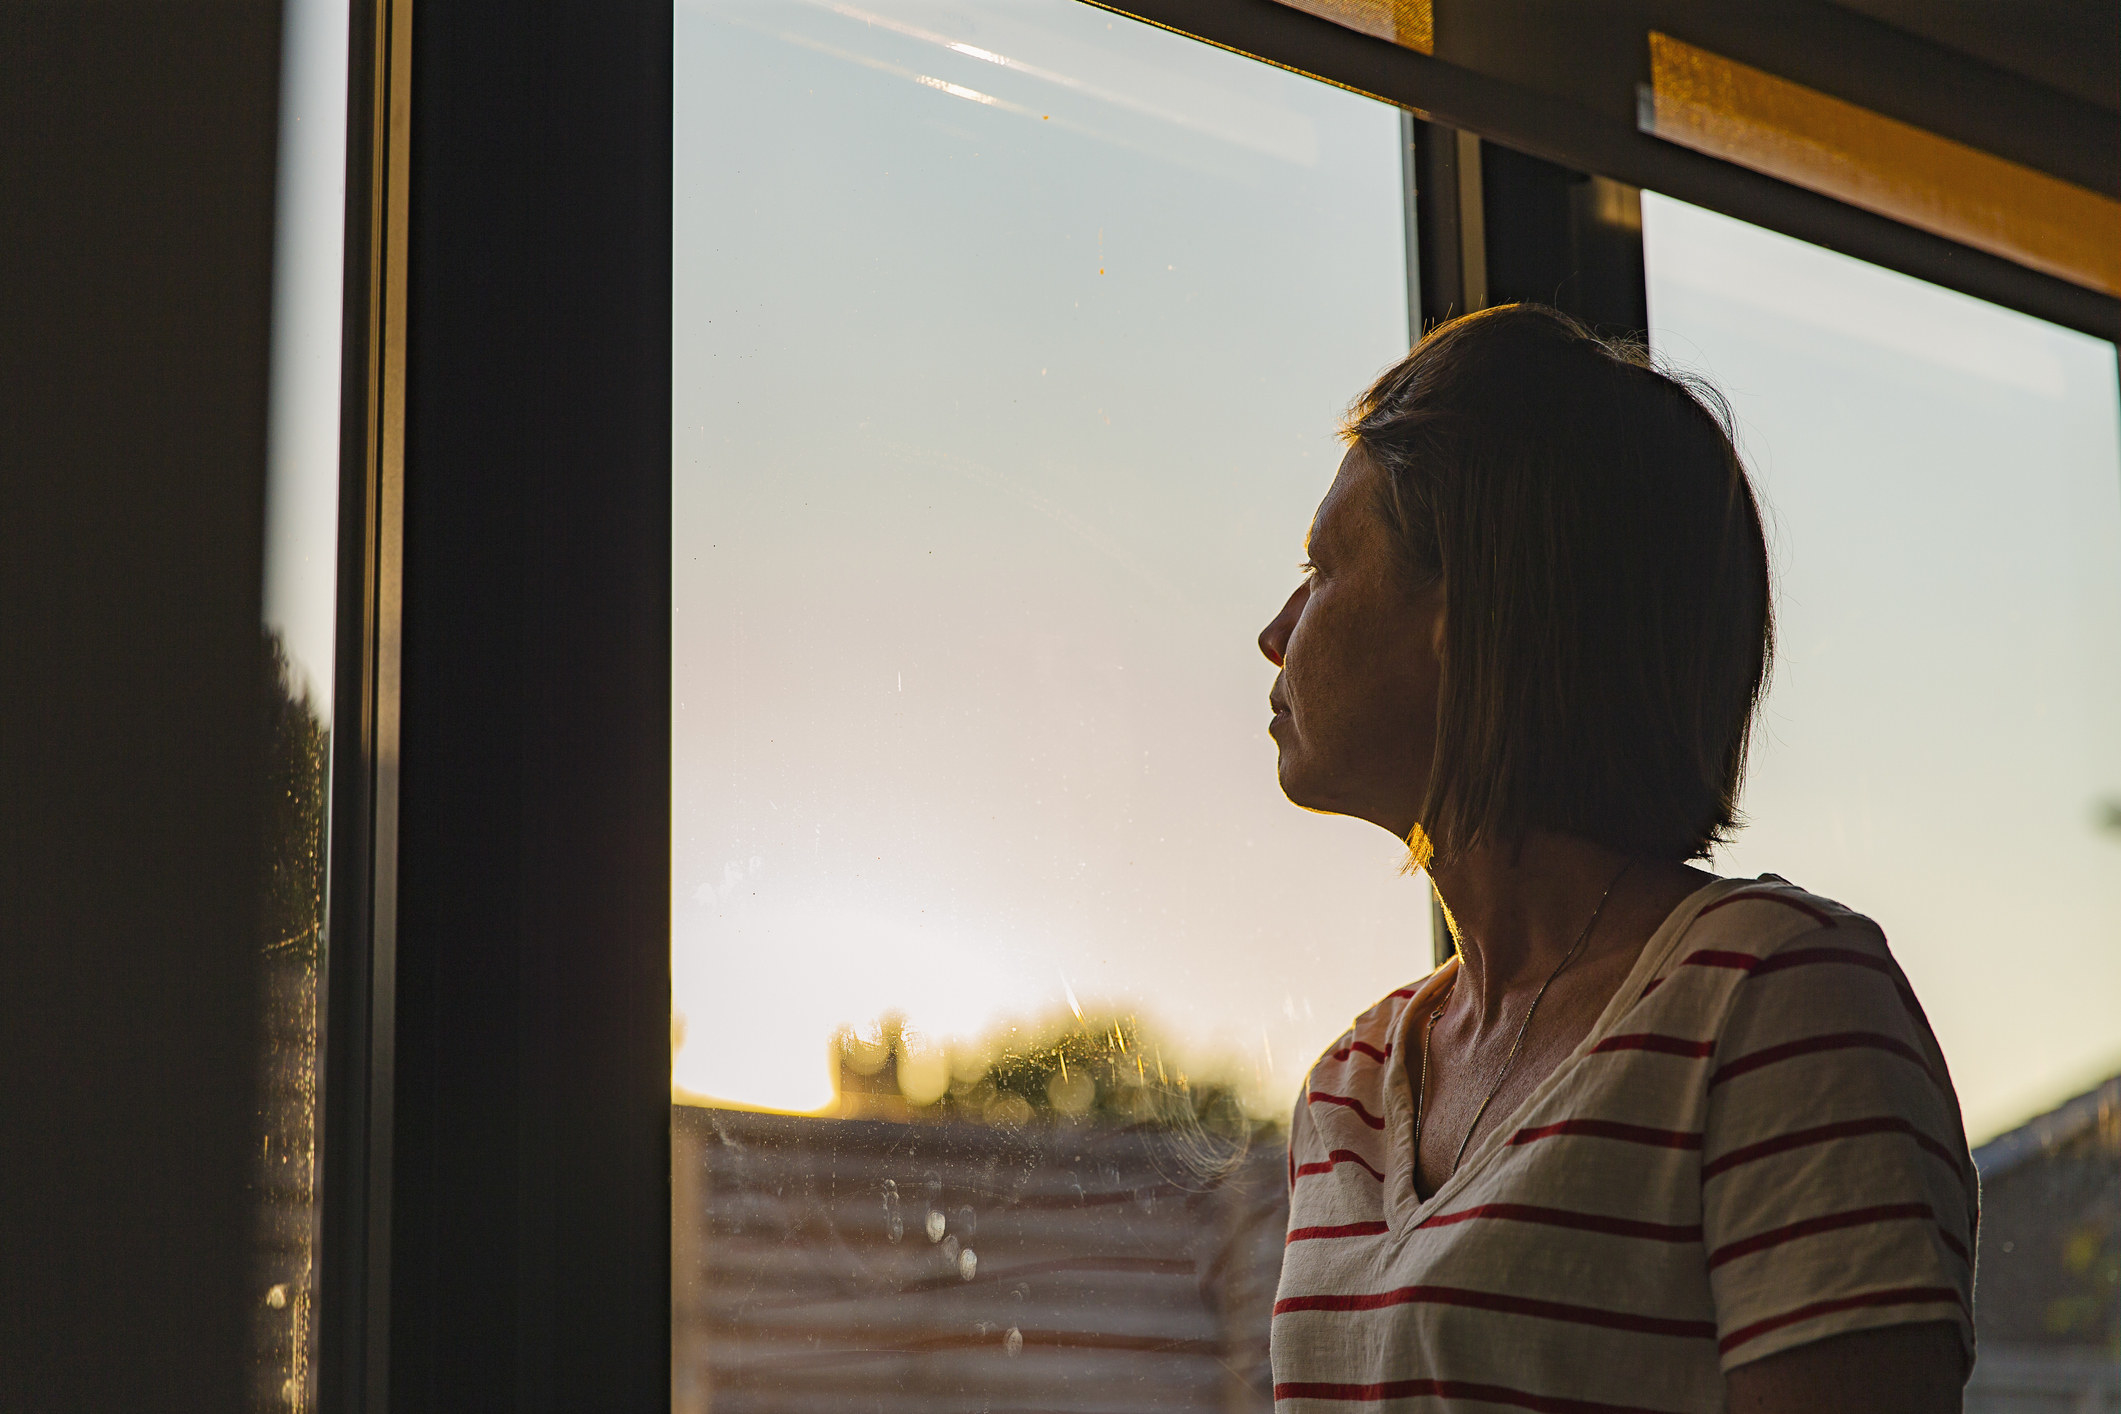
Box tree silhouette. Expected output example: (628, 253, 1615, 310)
(252, 630, 329, 1414)
(835, 1010, 1264, 1141)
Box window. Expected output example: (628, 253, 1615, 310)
(257, 0, 351, 1405)
(671, 2, 1427, 1404)
(1642, 193, 2121, 1146)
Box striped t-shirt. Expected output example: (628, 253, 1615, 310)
(1272, 875, 1977, 1412)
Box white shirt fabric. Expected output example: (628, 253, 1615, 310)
(1271, 875, 1977, 1412)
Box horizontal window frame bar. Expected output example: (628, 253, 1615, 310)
(1085, 0, 2120, 342)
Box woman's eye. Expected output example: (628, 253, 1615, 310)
(1298, 559, 1319, 578)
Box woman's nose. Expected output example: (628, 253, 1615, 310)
(1259, 584, 1304, 667)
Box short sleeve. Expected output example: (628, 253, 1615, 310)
(1285, 1081, 1313, 1194)
(1699, 920, 1977, 1374)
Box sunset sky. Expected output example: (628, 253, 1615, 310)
(672, 0, 1427, 1118)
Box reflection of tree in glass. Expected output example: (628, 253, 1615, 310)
(2044, 1218, 2119, 1350)
(834, 1011, 1271, 1154)
(677, 1009, 1294, 1412)
(253, 631, 328, 1414)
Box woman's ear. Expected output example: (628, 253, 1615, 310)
(1405, 580, 1447, 666)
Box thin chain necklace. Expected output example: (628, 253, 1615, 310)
(1414, 858, 1634, 1188)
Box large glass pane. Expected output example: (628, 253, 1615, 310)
(1642, 193, 2121, 1143)
(672, 3, 1421, 1406)
(1643, 194, 2121, 1386)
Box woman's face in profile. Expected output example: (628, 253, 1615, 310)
(1258, 445, 1445, 840)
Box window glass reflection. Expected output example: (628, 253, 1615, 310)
(1642, 193, 2121, 1148)
(255, 0, 350, 1405)
(672, 2, 1421, 1405)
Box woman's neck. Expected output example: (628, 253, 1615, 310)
(1429, 834, 1709, 1032)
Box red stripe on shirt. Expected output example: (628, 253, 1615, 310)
(1289, 1221, 1390, 1244)
(1510, 1119, 1702, 1151)
(1718, 1286, 1966, 1355)
(1272, 1378, 1687, 1413)
(1746, 947, 1928, 1027)
(1676, 948, 1763, 973)
(1701, 1116, 1964, 1183)
(1309, 1090, 1388, 1129)
(1708, 1032, 1938, 1090)
(1274, 1285, 1717, 1340)
(1707, 1203, 1941, 1269)
(1697, 891, 1838, 927)
(1297, 1149, 1387, 1182)
(1750, 946, 1892, 982)
(1332, 1039, 1393, 1063)
(1417, 1203, 1701, 1243)
(1590, 1033, 1716, 1059)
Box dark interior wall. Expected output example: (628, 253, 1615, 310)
(0, 1, 282, 1409)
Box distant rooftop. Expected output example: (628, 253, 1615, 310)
(1975, 1074, 2121, 1183)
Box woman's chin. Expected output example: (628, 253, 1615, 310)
(1274, 761, 1339, 815)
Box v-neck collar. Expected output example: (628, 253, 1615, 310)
(1380, 875, 1754, 1232)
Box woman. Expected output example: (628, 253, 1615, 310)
(1258, 306, 1975, 1413)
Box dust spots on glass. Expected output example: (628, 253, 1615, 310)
(882, 1178, 904, 1241)
(254, 631, 327, 1412)
(671, 1008, 1289, 1410)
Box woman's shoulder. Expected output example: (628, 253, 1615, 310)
(1644, 874, 1954, 1089)
(1684, 873, 1881, 947)
(1652, 873, 1904, 986)
(1633, 873, 1949, 1061)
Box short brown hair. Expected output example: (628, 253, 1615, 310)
(1347, 303, 1772, 864)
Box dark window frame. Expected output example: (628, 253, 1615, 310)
(318, 0, 673, 1407)
(1093, 0, 2119, 342)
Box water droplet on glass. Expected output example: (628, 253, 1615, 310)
(1004, 1326, 1023, 1357)
(940, 1235, 959, 1264)
(958, 1247, 977, 1281)
(925, 1208, 946, 1243)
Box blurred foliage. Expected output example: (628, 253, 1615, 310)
(254, 630, 329, 1414)
(262, 631, 330, 961)
(2044, 1216, 2120, 1350)
(835, 1011, 1275, 1141)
